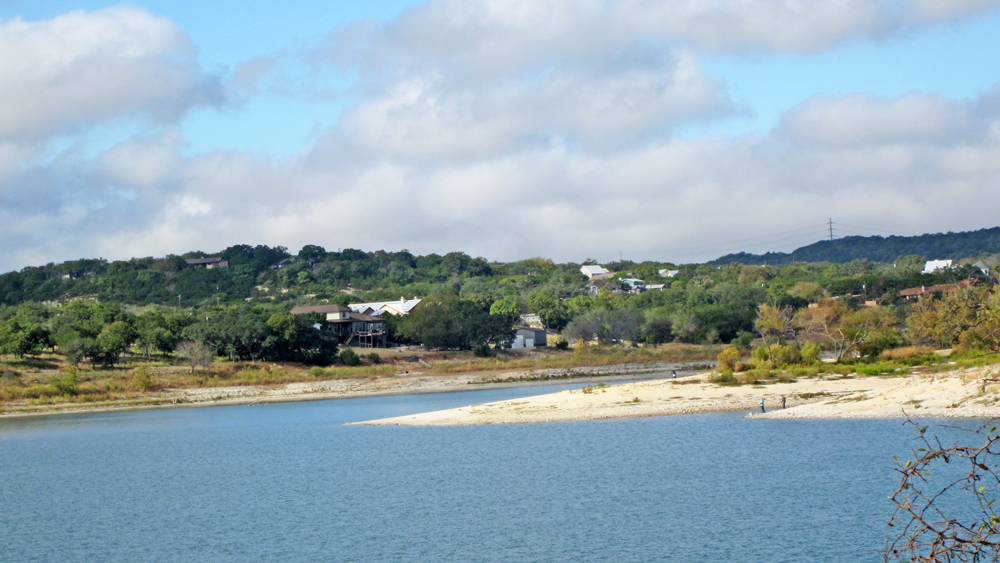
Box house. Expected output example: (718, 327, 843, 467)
(621, 278, 645, 292)
(580, 265, 613, 279)
(922, 259, 953, 274)
(519, 313, 544, 328)
(586, 278, 611, 296)
(290, 304, 387, 347)
(511, 327, 547, 349)
(974, 261, 992, 275)
(658, 269, 680, 277)
(899, 279, 976, 300)
(645, 284, 666, 291)
(348, 297, 422, 317)
(185, 257, 229, 269)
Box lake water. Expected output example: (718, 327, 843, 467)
(0, 385, 958, 562)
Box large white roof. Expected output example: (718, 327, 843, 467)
(580, 265, 609, 275)
(349, 298, 422, 316)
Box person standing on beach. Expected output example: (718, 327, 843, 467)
(758, 398, 765, 413)
(671, 370, 676, 379)
(780, 395, 786, 409)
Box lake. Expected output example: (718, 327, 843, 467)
(0, 385, 949, 562)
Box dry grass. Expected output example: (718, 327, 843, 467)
(429, 344, 721, 375)
(881, 346, 936, 360)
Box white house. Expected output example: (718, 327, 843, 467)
(658, 269, 680, 277)
(922, 260, 953, 274)
(580, 265, 612, 279)
(349, 297, 422, 316)
(621, 278, 645, 291)
(511, 327, 547, 349)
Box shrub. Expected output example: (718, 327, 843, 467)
(49, 370, 79, 397)
(734, 361, 751, 373)
(309, 366, 325, 378)
(574, 341, 591, 357)
(340, 349, 360, 366)
(473, 344, 492, 357)
(731, 331, 754, 349)
(767, 344, 797, 368)
(751, 346, 770, 364)
(366, 352, 381, 364)
(709, 370, 737, 384)
(555, 340, 570, 350)
(132, 364, 153, 392)
(717, 346, 741, 371)
(800, 342, 821, 364)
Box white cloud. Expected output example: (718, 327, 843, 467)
(0, 7, 222, 143)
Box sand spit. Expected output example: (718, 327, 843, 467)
(755, 369, 1000, 419)
(354, 369, 1000, 426)
(0, 361, 706, 419)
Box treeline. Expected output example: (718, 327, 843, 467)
(712, 227, 1000, 265)
(0, 301, 338, 366)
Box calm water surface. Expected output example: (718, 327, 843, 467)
(0, 386, 942, 562)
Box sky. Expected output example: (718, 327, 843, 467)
(1, 0, 999, 272)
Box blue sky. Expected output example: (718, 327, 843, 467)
(1, 1, 999, 269)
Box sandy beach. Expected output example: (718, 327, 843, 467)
(354, 367, 1000, 426)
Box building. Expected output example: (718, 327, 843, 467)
(899, 279, 976, 300)
(658, 269, 680, 277)
(519, 313, 544, 328)
(348, 298, 422, 316)
(922, 259, 953, 274)
(645, 284, 666, 291)
(511, 327, 547, 349)
(185, 257, 229, 269)
(290, 304, 387, 347)
(974, 261, 992, 275)
(586, 278, 611, 296)
(580, 265, 613, 279)
(621, 278, 645, 292)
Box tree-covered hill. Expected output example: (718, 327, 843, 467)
(710, 227, 1000, 265)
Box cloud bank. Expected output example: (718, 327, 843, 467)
(1, 2, 999, 271)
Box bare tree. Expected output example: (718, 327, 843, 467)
(883, 414, 1000, 562)
(175, 340, 214, 373)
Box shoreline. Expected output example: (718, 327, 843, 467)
(353, 367, 1000, 426)
(0, 361, 706, 420)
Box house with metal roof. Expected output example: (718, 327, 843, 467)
(348, 297, 423, 316)
(290, 304, 387, 347)
(580, 265, 613, 279)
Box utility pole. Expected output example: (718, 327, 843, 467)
(828, 218, 834, 241)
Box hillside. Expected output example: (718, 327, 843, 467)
(710, 227, 1000, 265)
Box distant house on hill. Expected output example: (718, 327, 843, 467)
(519, 313, 544, 328)
(348, 297, 422, 316)
(658, 269, 680, 277)
(621, 278, 645, 292)
(290, 304, 387, 347)
(185, 257, 228, 269)
(974, 261, 992, 275)
(899, 279, 976, 300)
(580, 265, 613, 279)
(922, 259, 953, 274)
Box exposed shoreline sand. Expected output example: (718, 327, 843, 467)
(0, 361, 706, 419)
(354, 368, 1000, 426)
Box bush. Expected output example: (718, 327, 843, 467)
(340, 349, 360, 366)
(731, 331, 754, 349)
(709, 370, 737, 384)
(132, 364, 153, 392)
(800, 342, 821, 364)
(309, 366, 325, 378)
(717, 346, 741, 371)
(473, 344, 492, 357)
(49, 370, 79, 397)
(555, 340, 570, 350)
(366, 352, 381, 364)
